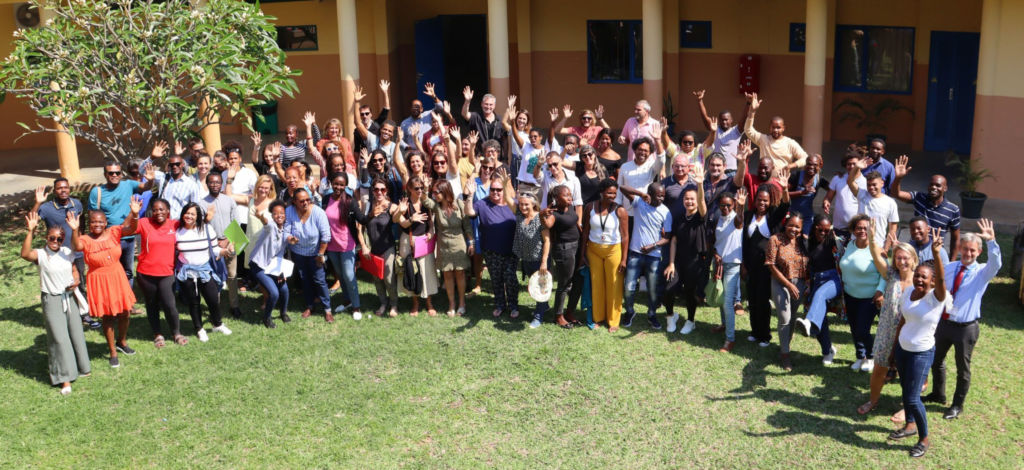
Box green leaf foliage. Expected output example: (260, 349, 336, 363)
(0, 0, 300, 162)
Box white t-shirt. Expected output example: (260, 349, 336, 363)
(616, 152, 666, 215)
(223, 167, 258, 225)
(176, 225, 221, 266)
(537, 170, 583, 209)
(715, 211, 743, 264)
(898, 286, 952, 352)
(517, 140, 561, 186)
(36, 246, 75, 295)
(829, 173, 866, 230)
(857, 190, 899, 245)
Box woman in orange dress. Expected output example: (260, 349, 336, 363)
(67, 195, 141, 368)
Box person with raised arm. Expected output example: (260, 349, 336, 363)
(711, 188, 746, 351)
(464, 168, 518, 318)
(558, 104, 610, 147)
(787, 154, 824, 235)
(501, 96, 531, 178)
(21, 212, 90, 394)
(400, 82, 442, 151)
(353, 79, 391, 154)
(618, 100, 662, 161)
(662, 165, 709, 335)
(694, 89, 750, 173)
(924, 219, 1001, 421)
(743, 92, 809, 171)
(847, 157, 899, 250)
(71, 195, 142, 368)
(281, 111, 323, 168)
(824, 148, 867, 236)
(887, 231, 950, 458)
(741, 170, 792, 347)
(891, 155, 961, 257)
(514, 108, 562, 197)
(89, 159, 155, 290)
(461, 85, 505, 156)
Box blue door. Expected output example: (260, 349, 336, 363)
(924, 31, 980, 154)
(415, 17, 445, 107)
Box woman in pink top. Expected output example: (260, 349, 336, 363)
(323, 172, 362, 319)
(557, 104, 610, 147)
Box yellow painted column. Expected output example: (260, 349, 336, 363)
(199, 97, 222, 155)
(487, 0, 511, 100)
(336, 0, 360, 143)
(801, 0, 827, 155)
(642, 0, 663, 117)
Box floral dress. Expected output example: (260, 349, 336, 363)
(872, 268, 904, 366)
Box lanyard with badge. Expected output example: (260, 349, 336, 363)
(598, 205, 612, 242)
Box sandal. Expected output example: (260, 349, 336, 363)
(857, 400, 878, 415)
(153, 335, 166, 349)
(888, 427, 917, 440)
(456, 306, 465, 316)
(446, 310, 456, 317)
(173, 334, 189, 346)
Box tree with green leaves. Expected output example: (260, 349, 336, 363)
(0, 0, 300, 162)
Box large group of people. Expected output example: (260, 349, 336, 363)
(21, 85, 1003, 459)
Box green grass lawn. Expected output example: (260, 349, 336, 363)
(1, 210, 1022, 468)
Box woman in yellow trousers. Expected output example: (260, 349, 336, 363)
(582, 179, 630, 332)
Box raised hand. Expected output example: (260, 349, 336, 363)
(749, 93, 763, 111)
(462, 86, 473, 101)
(886, 225, 898, 248)
(595, 105, 604, 119)
(777, 167, 790, 183)
(151, 140, 169, 158)
(868, 218, 878, 245)
(659, 116, 668, 129)
(424, 82, 436, 98)
(463, 178, 476, 196)
(449, 126, 461, 141)
(250, 131, 262, 146)
(736, 139, 752, 163)
(442, 100, 451, 115)
(379, 79, 390, 94)
(353, 86, 366, 102)
(735, 187, 748, 207)
(129, 195, 143, 215)
(359, 148, 370, 167)
(977, 218, 995, 241)
(494, 166, 509, 183)
(709, 115, 718, 130)
(411, 211, 429, 223)
(65, 210, 79, 231)
(894, 155, 911, 178)
(467, 130, 479, 146)
(174, 140, 187, 156)
(302, 111, 316, 128)
(270, 141, 282, 158)
(744, 91, 754, 103)
(409, 122, 422, 138)
(692, 164, 706, 183)
(26, 211, 39, 231)
(549, 108, 559, 123)
(397, 197, 409, 214)
(563, 104, 573, 119)
(34, 185, 49, 204)
(693, 89, 705, 100)
(144, 162, 156, 181)
(931, 227, 944, 251)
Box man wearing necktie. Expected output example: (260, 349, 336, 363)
(923, 219, 1001, 420)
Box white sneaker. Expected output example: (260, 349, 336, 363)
(212, 324, 232, 336)
(747, 335, 757, 342)
(60, 385, 72, 396)
(860, 359, 874, 372)
(795, 317, 812, 337)
(851, 358, 863, 371)
(352, 311, 363, 321)
(197, 329, 209, 342)
(758, 341, 771, 348)
(680, 320, 696, 335)
(665, 314, 679, 333)
(333, 304, 348, 313)
(822, 345, 837, 365)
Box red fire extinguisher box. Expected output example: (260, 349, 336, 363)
(739, 54, 760, 94)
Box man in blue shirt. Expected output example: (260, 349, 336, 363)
(31, 179, 100, 329)
(89, 160, 154, 288)
(892, 155, 961, 256)
(908, 216, 950, 266)
(620, 182, 672, 330)
(923, 219, 1001, 420)
(864, 138, 895, 195)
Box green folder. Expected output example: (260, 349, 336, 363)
(224, 220, 249, 254)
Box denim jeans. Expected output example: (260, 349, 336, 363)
(327, 250, 360, 309)
(521, 260, 549, 321)
(293, 253, 331, 313)
(624, 252, 661, 317)
(120, 236, 136, 287)
(251, 265, 290, 320)
(844, 293, 879, 360)
(896, 344, 935, 438)
(719, 262, 741, 342)
(806, 270, 838, 355)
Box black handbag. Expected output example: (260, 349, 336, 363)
(402, 252, 421, 294)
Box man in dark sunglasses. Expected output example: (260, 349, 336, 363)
(353, 79, 391, 155)
(89, 158, 155, 290)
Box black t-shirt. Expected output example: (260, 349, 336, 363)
(575, 166, 603, 205)
(352, 205, 395, 256)
(467, 111, 506, 155)
(551, 207, 580, 244)
(807, 234, 838, 274)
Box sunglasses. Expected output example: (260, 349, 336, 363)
(681, 140, 695, 145)
(326, 146, 339, 152)
(105, 171, 122, 176)
(47, 236, 64, 242)
(432, 161, 446, 166)
(411, 186, 424, 191)
(480, 166, 495, 171)
(373, 187, 387, 193)
(360, 112, 371, 116)
(490, 187, 503, 193)
(581, 116, 593, 120)
(168, 162, 184, 167)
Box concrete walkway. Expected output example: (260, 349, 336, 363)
(1, 137, 1020, 234)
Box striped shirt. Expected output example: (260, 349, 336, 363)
(157, 173, 201, 219)
(175, 225, 221, 266)
(910, 191, 960, 235)
(280, 124, 322, 167)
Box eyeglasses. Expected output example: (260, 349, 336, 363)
(490, 187, 503, 193)
(672, 164, 688, 170)
(360, 112, 371, 116)
(432, 161, 446, 166)
(411, 186, 423, 191)
(47, 236, 64, 242)
(326, 146, 339, 152)
(480, 166, 495, 171)
(373, 187, 387, 193)
(372, 158, 386, 163)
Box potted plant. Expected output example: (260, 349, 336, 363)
(945, 151, 994, 219)
(833, 97, 914, 143)
(663, 92, 678, 138)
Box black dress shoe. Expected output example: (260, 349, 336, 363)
(280, 313, 292, 323)
(922, 393, 947, 404)
(943, 405, 962, 419)
(888, 427, 918, 440)
(263, 318, 277, 329)
(231, 307, 243, 319)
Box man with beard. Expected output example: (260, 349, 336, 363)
(787, 153, 825, 235)
(694, 89, 750, 174)
(401, 82, 442, 151)
(891, 155, 961, 256)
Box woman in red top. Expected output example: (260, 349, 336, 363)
(136, 198, 188, 348)
(67, 195, 141, 368)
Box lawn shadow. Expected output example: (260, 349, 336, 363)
(743, 410, 895, 451)
(0, 331, 107, 385)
